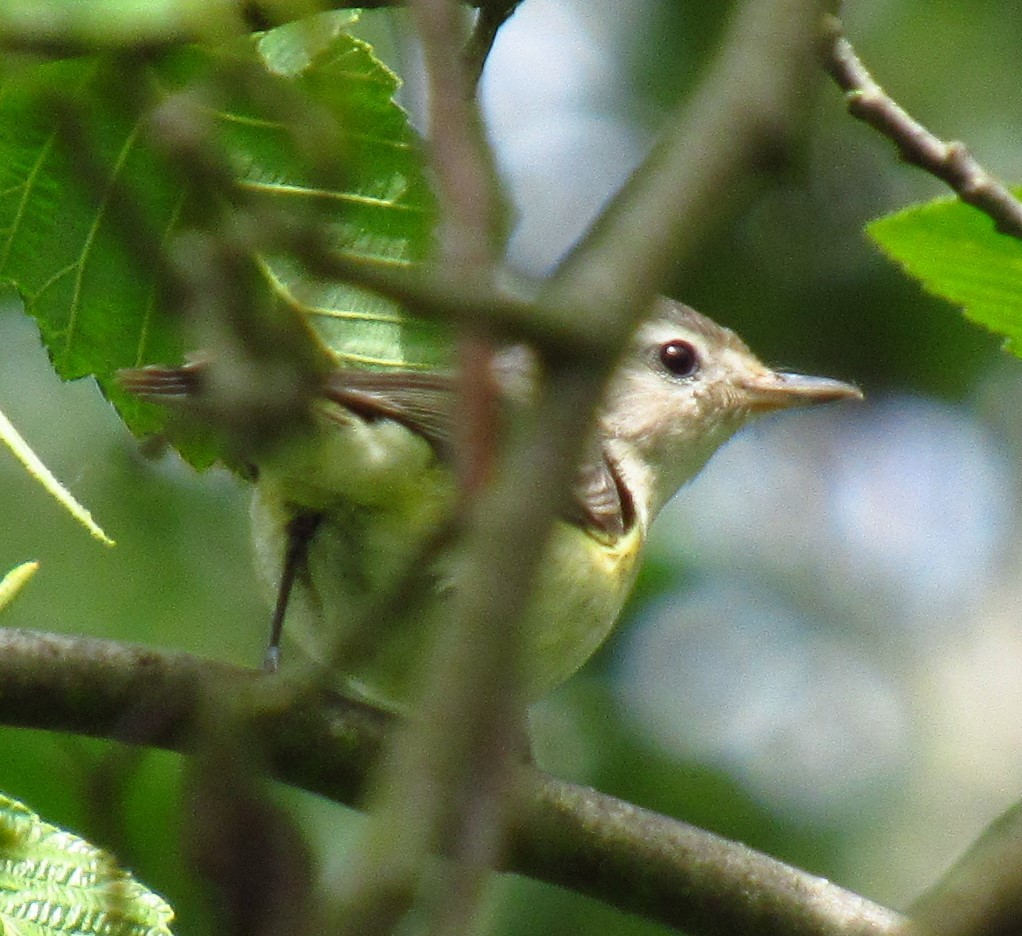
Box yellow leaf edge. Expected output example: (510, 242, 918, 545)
(0, 406, 114, 547)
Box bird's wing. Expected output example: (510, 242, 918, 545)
(566, 454, 631, 540)
(327, 371, 632, 537)
(119, 361, 632, 537)
(321, 369, 458, 459)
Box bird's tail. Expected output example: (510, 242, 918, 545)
(117, 361, 206, 401)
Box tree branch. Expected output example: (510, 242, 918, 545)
(820, 14, 1022, 240)
(511, 773, 905, 936)
(0, 628, 905, 936)
(909, 799, 1022, 936)
(463, 0, 520, 90)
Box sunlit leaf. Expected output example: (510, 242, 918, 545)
(0, 561, 39, 614)
(868, 196, 1022, 357)
(250, 12, 446, 370)
(0, 407, 114, 545)
(0, 792, 174, 936)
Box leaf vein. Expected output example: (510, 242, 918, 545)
(62, 117, 146, 356)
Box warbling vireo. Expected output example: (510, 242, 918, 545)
(121, 299, 860, 707)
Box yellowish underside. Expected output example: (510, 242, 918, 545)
(250, 405, 644, 708)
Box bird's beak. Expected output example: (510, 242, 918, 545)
(737, 371, 863, 413)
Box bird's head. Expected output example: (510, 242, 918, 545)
(599, 299, 862, 524)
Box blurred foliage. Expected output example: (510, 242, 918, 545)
(1, 1, 1021, 934)
(0, 11, 444, 467)
(0, 788, 174, 936)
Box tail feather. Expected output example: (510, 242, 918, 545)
(117, 362, 205, 401)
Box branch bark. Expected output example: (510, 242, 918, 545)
(820, 14, 1022, 239)
(0, 628, 905, 936)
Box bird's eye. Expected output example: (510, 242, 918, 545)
(658, 340, 699, 378)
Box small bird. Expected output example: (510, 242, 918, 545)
(121, 299, 860, 708)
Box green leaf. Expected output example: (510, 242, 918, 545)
(0, 57, 190, 441)
(867, 196, 1022, 356)
(250, 13, 447, 370)
(0, 792, 174, 936)
(0, 12, 444, 467)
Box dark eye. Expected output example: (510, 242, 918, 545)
(659, 340, 699, 378)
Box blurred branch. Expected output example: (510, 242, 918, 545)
(0, 2, 395, 55)
(411, 0, 501, 270)
(407, 0, 502, 491)
(441, 7, 839, 931)
(547, 0, 835, 323)
(251, 233, 606, 360)
(333, 0, 511, 931)
(0, 628, 906, 936)
(909, 800, 1022, 936)
(463, 0, 520, 90)
(821, 14, 1022, 239)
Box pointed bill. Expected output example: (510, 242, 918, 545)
(738, 372, 863, 412)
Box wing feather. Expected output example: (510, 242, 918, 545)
(119, 362, 632, 537)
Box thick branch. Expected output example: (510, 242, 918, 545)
(511, 773, 905, 936)
(0, 629, 905, 936)
(821, 15, 1022, 240)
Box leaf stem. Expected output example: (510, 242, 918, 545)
(0, 408, 114, 546)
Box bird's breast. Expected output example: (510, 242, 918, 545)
(250, 405, 647, 706)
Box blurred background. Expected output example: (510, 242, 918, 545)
(2, 0, 1022, 932)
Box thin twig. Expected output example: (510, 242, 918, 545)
(463, 0, 520, 91)
(0, 628, 906, 936)
(820, 14, 1022, 240)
